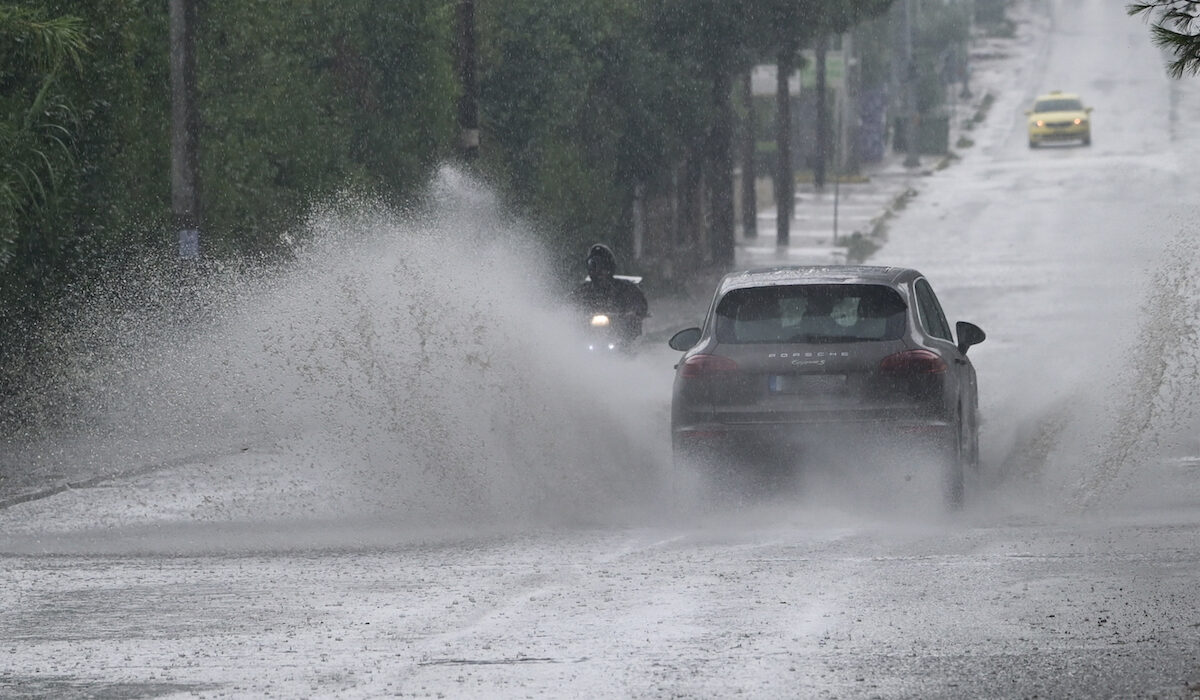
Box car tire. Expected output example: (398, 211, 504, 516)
(674, 437, 783, 503)
(1028, 139, 1038, 149)
(1082, 134, 1091, 146)
(673, 436, 726, 497)
(967, 422, 980, 475)
(942, 422, 966, 510)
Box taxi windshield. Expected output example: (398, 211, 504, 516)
(1034, 98, 1083, 112)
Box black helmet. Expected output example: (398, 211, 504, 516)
(586, 243, 616, 280)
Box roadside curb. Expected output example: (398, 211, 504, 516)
(0, 446, 252, 511)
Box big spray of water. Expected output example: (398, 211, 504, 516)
(3, 167, 674, 530)
(1055, 221, 1200, 510)
(983, 208, 1200, 515)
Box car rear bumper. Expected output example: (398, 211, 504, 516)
(674, 418, 952, 437)
(672, 418, 955, 462)
(1029, 126, 1089, 142)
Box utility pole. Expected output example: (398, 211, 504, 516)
(814, 33, 829, 191)
(169, 0, 200, 260)
(456, 0, 480, 162)
(833, 107, 840, 245)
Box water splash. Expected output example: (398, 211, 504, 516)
(1071, 221, 1200, 508)
(2, 166, 673, 531)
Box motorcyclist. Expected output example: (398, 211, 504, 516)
(569, 243, 649, 343)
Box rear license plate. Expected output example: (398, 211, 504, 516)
(769, 374, 847, 394)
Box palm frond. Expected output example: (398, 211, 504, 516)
(0, 6, 88, 73)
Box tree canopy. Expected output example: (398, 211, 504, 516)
(1129, 1, 1200, 78)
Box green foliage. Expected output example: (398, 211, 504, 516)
(810, 0, 896, 35)
(842, 231, 880, 264)
(969, 92, 996, 128)
(914, 1, 971, 114)
(199, 0, 454, 255)
(475, 0, 894, 270)
(2, 0, 455, 268)
(65, 0, 173, 252)
(1129, 1, 1200, 78)
(0, 3, 87, 269)
(478, 0, 706, 264)
(748, 0, 891, 62)
(1, 0, 457, 402)
(974, 0, 1010, 25)
(0, 5, 86, 75)
(852, 11, 895, 89)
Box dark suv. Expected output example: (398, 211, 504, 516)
(668, 266, 985, 506)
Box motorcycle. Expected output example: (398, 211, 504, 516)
(584, 310, 640, 354)
(576, 274, 647, 355)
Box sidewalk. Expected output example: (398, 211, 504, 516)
(729, 0, 1042, 272)
(642, 160, 922, 339)
(736, 153, 921, 269)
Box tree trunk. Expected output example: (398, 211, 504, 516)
(902, 0, 920, 168)
(708, 69, 735, 268)
(774, 54, 793, 248)
(681, 152, 706, 264)
(455, 0, 479, 162)
(844, 32, 861, 174)
(169, 0, 201, 259)
(740, 70, 757, 240)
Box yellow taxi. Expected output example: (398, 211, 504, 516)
(1026, 91, 1092, 148)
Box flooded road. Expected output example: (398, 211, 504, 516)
(3, 1, 1200, 697)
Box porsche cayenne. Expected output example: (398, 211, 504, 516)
(668, 266, 986, 507)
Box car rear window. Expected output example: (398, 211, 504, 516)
(714, 284, 907, 344)
(1034, 98, 1082, 112)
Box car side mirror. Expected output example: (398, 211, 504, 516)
(1086, 106, 1093, 113)
(956, 321, 986, 355)
(669, 327, 702, 351)
(1024, 109, 1032, 115)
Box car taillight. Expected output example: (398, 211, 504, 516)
(879, 349, 947, 375)
(680, 354, 738, 379)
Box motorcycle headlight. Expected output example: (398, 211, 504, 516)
(590, 314, 611, 327)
